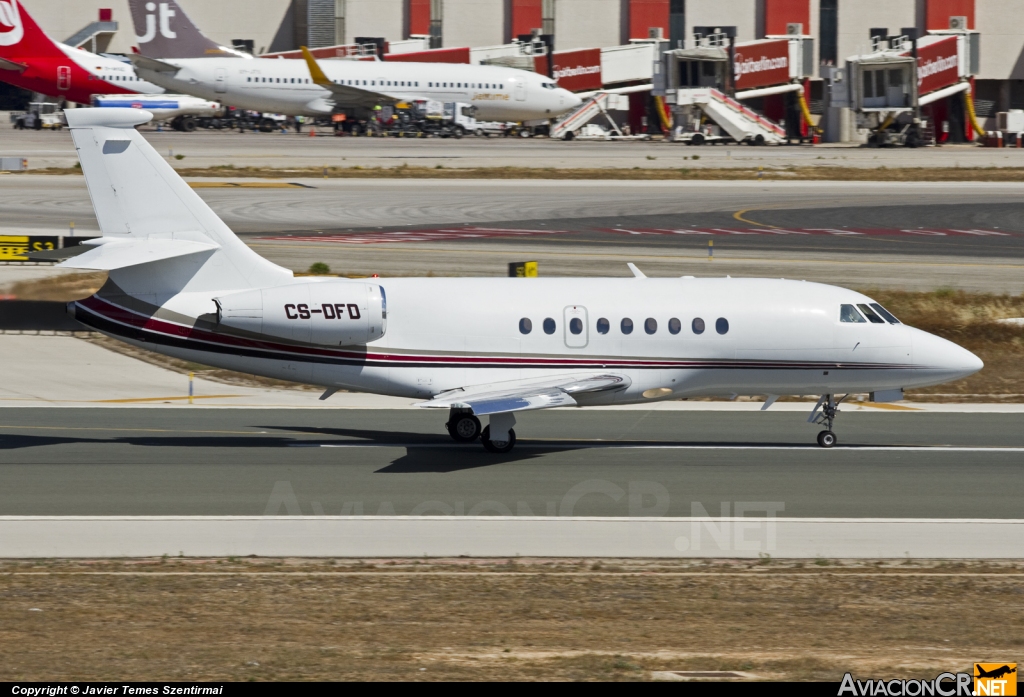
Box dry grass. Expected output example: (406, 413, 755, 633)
(1, 557, 1021, 681)
(20, 164, 1024, 181)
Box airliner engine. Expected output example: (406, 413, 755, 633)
(214, 283, 386, 346)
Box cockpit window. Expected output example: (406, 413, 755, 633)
(869, 303, 901, 324)
(541, 82, 556, 89)
(857, 303, 885, 324)
(840, 304, 867, 323)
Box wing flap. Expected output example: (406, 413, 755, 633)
(416, 373, 629, 415)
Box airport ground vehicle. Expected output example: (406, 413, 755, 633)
(58, 108, 983, 453)
(11, 102, 64, 129)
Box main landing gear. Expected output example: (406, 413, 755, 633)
(445, 408, 517, 453)
(808, 394, 849, 448)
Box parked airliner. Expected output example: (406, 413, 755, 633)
(126, 0, 581, 120)
(59, 108, 982, 452)
(0, 0, 164, 103)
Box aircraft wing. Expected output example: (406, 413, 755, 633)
(300, 46, 396, 109)
(130, 55, 181, 74)
(415, 373, 631, 416)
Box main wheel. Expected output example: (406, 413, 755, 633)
(816, 430, 837, 448)
(446, 414, 481, 443)
(481, 425, 516, 453)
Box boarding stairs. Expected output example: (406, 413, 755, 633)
(676, 88, 786, 145)
(64, 21, 119, 53)
(550, 92, 621, 140)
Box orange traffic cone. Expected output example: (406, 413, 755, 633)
(309, 126, 316, 138)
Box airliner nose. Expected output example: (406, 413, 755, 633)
(911, 329, 984, 382)
(561, 89, 582, 110)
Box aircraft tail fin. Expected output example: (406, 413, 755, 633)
(64, 108, 291, 293)
(127, 0, 242, 59)
(0, 0, 65, 61)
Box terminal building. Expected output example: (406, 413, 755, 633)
(13, 0, 1024, 141)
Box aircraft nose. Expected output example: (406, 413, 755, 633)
(911, 329, 984, 381)
(561, 89, 582, 109)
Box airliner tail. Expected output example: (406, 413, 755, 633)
(127, 0, 239, 59)
(63, 108, 291, 294)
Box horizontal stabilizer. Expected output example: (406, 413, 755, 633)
(0, 56, 28, 73)
(130, 54, 181, 74)
(57, 238, 218, 271)
(417, 373, 630, 416)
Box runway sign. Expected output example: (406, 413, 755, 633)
(0, 235, 96, 261)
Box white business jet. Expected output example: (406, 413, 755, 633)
(126, 0, 580, 120)
(61, 109, 982, 452)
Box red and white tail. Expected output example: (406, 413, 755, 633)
(0, 0, 64, 60)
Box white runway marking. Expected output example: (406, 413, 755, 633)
(290, 443, 1024, 452)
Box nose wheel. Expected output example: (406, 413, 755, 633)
(809, 394, 848, 448)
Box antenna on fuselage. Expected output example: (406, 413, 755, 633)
(626, 263, 646, 278)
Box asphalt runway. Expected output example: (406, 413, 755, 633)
(6, 178, 1024, 290)
(1, 408, 1021, 518)
(6, 127, 1024, 170)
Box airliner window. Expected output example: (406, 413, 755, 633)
(621, 318, 634, 335)
(570, 318, 583, 335)
(692, 318, 705, 334)
(669, 318, 681, 334)
(596, 318, 609, 334)
(543, 318, 556, 334)
(870, 303, 901, 324)
(840, 304, 867, 323)
(857, 304, 885, 324)
(519, 318, 532, 334)
(716, 318, 729, 335)
(645, 318, 657, 334)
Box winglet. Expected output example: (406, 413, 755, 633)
(627, 263, 646, 278)
(301, 46, 332, 87)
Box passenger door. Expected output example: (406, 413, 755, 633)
(215, 68, 227, 94)
(57, 66, 71, 92)
(564, 305, 588, 348)
(513, 78, 526, 101)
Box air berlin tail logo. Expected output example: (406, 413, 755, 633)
(0, 0, 25, 47)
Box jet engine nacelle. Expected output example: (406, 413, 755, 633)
(215, 282, 386, 346)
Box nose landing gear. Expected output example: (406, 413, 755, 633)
(809, 394, 849, 448)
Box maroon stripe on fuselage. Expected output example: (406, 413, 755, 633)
(75, 295, 915, 371)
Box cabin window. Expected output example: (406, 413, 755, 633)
(645, 318, 657, 335)
(543, 318, 556, 334)
(840, 304, 866, 323)
(870, 303, 901, 324)
(519, 318, 532, 334)
(668, 318, 681, 334)
(621, 318, 634, 335)
(692, 317, 705, 334)
(858, 303, 885, 324)
(596, 318, 610, 334)
(569, 318, 583, 335)
(716, 318, 729, 335)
